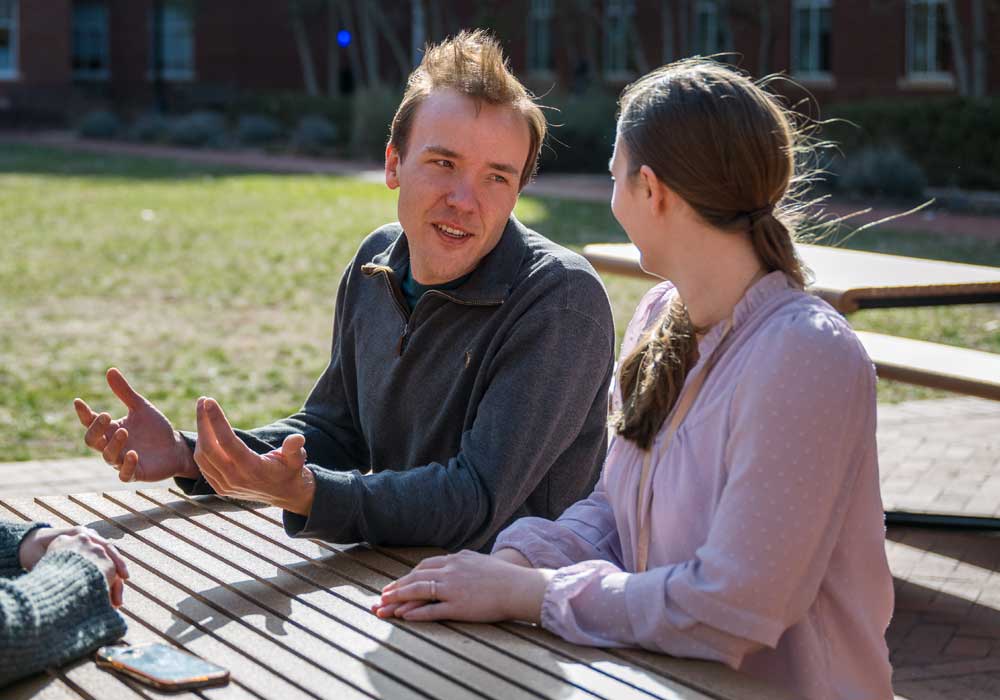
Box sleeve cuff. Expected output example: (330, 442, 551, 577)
(0, 522, 49, 576)
(282, 465, 358, 542)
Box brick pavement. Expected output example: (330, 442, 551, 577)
(2, 398, 998, 697)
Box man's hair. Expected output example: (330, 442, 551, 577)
(388, 29, 546, 191)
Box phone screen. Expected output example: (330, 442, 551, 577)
(96, 643, 229, 690)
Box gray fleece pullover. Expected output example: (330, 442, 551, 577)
(177, 217, 615, 551)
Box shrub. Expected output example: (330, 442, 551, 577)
(237, 114, 283, 146)
(128, 113, 168, 142)
(229, 91, 351, 141)
(830, 146, 927, 200)
(167, 111, 228, 148)
(826, 98, 1000, 190)
(77, 110, 122, 140)
(349, 86, 401, 161)
(293, 114, 338, 154)
(537, 89, 618, 173)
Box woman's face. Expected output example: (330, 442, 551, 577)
(610, 134, 665, 276)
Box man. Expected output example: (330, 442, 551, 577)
(74, 31, 615, 551)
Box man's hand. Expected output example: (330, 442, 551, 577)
(74, 368, 198, 482)
(193, 397, 315, 516)
(21, 526, 130, 607)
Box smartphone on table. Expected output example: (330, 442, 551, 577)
(95, 643, 230, 691)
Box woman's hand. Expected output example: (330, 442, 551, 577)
(24, 527, 129, 607)
(372, 550, 554, 623)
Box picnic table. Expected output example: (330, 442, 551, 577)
(2, 489, 792, 700)
(583, 242, 1000, 313)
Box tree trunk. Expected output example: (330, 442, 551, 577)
(373, 5, 410, 82)
(290, 0, 320, 96)
(630, 16, 650, 74)
(971, 0, 986, 97)
(661, 0, 675, 63)
(411, 0, 426, 67)
(358, 1, 380, 87)
(757, 0, 771, 74)
(339, 0, 366, 90)
(678, 0, 689, 56)
(327, 0, 341, 95)
(944, 0, 969, 95)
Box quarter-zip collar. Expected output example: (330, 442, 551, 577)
(365, 216, 529, 306)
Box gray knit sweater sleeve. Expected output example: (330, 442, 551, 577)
(0, 520, 127, 688)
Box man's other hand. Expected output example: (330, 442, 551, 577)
(193, 397, 315, 516)
(74, 368, 198, 483)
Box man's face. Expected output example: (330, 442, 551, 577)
(385, 89, 531, 285)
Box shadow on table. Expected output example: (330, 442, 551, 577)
(362, 621, 579, 700)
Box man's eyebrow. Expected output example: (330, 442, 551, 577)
(424, 145, 519, 177)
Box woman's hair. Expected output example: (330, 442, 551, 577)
(388, 29, 547, 191)
(611, 59, 812, 450)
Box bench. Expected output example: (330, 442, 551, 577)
(856, 331, 1000, 401)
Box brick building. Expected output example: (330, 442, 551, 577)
(0, 0, 996, 123)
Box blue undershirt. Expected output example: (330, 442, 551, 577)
(400, 264, 473, 310)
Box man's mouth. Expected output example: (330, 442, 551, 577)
(433, 223, 473, 240)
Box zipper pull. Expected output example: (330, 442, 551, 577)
(397, 328, 410, 356)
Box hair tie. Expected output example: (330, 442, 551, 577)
(746, 204, 774, 224)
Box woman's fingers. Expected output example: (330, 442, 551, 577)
(379, 579, 440, 605)
(391, 600, 428, 618)
(402, 602, 453, 622)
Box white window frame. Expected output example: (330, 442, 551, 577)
(527, 0, 554, 77)
(149, 0, 195, 82)
(905, 0, 953, 83)
(694, 0, 718, 55)
(72, 1, 111, 81)
(603, 0, 634, 81)
(0, 0, 19, 81)
(791, 0, 832, 82)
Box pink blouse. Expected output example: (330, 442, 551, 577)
(494, 272, 894, 700)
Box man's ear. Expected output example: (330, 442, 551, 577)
(385, 144, 401, 190)
(638, 164, 666, 214)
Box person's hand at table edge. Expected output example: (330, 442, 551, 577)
(194, 396, 316, 516)
(20, 526, 130, 607)
(372, 550, 554, 624)
(74, 367, 199, 482)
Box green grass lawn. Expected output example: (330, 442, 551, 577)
(2, 143, 998, 461)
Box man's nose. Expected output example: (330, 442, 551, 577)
(445, 178, 477, 213)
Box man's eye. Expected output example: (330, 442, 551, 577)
(434, 159, 453, 168)
(490, 174, 509, 184)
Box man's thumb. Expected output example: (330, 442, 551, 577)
(281, 434, 307, 470)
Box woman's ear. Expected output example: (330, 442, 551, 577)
(638, 164, 667, 214)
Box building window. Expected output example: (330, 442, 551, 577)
(907, 0, 952, 78)
(73, 1, 110, 80)
(603, 0, 633, 78)
(527, 0, 553, 75)
(792, 0, 831, 77)
(151, 0, 194, 80)
(693, 0, 728, 56)
(0, 0, 17, 79)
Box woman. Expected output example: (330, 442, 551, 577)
(1, 520, 128, 687)
(373, 59, 894, 699)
